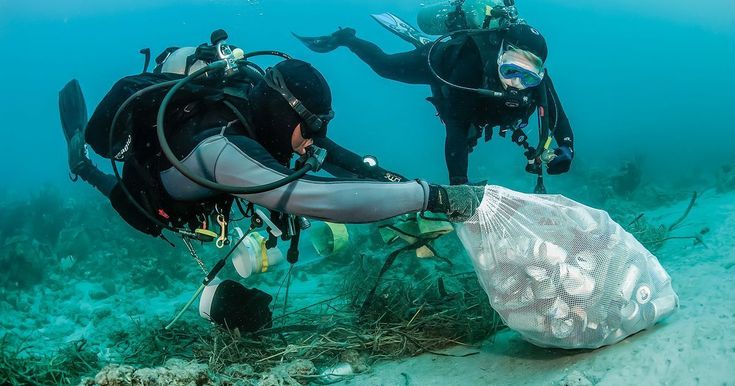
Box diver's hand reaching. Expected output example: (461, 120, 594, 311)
(427, 184, 486, 222)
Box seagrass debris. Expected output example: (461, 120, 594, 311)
(1, 264, 501, 385)
(0, 335, 99, 386)
(121, 264, 498, 382)
(628, 191, 708, 251)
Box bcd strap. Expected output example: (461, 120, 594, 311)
(128, 158, 166, 222)
(139, 48, 151, 73)
(153, 47, 180, 74)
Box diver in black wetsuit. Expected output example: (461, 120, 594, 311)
(297, 23, 575, 186)
(65, 59, 433, 226)
(59, 35, 485, 332)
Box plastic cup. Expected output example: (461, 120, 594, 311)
(310, 222, 349, 257)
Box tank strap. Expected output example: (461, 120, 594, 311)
(153, 47, 180, 74)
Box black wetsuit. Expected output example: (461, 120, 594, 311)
(340, 33, 574, 185)
(79, 77, 430, 234)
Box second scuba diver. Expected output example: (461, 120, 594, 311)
(295, 4, 575, 188)
(59, 30, 485, 333)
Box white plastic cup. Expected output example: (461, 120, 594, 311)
(231, 228, 284, 278)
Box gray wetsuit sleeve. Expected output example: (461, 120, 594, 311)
(159, 134, 430, 223)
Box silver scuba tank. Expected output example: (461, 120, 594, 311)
(158, 30, 244, 76)
(159, 47, 207, 75)
(417, 0, 507, 35)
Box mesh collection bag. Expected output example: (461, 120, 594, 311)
(456, 186, 679, 349)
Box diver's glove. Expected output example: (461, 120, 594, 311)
(427, 184, 486, 222)
(547, 146, 574, 175)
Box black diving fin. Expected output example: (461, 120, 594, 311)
(59, 79, 88, 142)
(370, 12, 434, 48)
(292, 32, 343, 53)
(59, 79, 90, 176)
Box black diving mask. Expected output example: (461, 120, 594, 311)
(263, 67, 335, 139)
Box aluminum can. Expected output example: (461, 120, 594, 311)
(619, 264, 641, 301)
(560, 264, 596, 299)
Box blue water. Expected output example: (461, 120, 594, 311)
(0, 0, 733, 191)
(0, 0, 734, 384)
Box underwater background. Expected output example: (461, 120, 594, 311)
(0, 0, 734, 385)
(1, 0, 734, 191)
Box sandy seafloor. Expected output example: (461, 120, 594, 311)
(1, 186, 733, 385)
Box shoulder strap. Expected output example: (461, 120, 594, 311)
(222, 98, 258, 140)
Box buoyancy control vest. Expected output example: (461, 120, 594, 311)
(87, 46, 260, 236)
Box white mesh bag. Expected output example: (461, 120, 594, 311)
(456, 186, 679, 349)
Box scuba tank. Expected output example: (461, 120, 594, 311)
(417, 0, 510, 35)
(158, 47, 208, 75)
(155, 29, 246, 77)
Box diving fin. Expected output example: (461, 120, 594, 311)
(59, 79, 88, 142)
(370, 12, 434, 48)
(292, 32, 341, 53)
(58, 79, 90, 175)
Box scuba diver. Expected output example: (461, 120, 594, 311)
(295, 0, 575, 189)
(59, 30, 485, 333)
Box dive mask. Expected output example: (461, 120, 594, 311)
(264, 67, 335, 139)
(498, 43, 545, 89)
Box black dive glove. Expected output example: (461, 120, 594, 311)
(427, 184, 486, 222)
